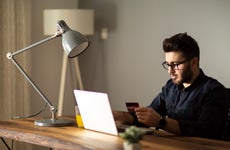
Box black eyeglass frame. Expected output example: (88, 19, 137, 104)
(162, 58, 191, 70)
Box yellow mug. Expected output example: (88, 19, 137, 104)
(75, 106, 84, 128)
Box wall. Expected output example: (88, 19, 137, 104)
(79, 0, 230, 111)
(31, 0, 230, 119)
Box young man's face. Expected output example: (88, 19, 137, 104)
(164, 52, 194, 85)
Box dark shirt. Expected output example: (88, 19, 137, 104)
(148, 69, 229, 140)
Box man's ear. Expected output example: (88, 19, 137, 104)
(191, 57, 199, 67)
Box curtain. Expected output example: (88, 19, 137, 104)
(0, 0, 31, 149)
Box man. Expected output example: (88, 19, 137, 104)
(114, 33, 229, 140)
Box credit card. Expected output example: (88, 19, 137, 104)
(125, 102, 139, 112)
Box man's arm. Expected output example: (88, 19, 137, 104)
(113, 108, 181, 135)
(113, 110, 134, 125)
(135, 107, 181, 135)
(162, 117, 181, 135)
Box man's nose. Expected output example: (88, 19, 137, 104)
(167, 66, 175, 74)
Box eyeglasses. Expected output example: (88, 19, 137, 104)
(162, 58, 191, 70)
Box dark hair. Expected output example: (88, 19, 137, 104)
(163, 33, 200, 59)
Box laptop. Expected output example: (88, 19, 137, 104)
(73, 90, 154, 136)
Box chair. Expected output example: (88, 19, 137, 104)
(223, 88, 230, 140)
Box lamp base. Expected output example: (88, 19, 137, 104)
(34, 118, 74, 127)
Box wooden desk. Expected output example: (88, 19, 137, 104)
(0, 117, 229, 150)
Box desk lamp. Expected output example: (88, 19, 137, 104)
(6, 20, 89, 127)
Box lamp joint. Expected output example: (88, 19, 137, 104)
(6, 52, 13, 59)
(50, 106, 58, 113)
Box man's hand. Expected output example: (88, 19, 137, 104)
(135, 107, 161, 127)
(113, 110, 134, 125)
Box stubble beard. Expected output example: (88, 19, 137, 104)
(172, 65, 193, 85)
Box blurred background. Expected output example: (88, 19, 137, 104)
(31, 0, 230, 117)
(1, 0, 230, 149)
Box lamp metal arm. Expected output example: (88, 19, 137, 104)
(6, 33, 63, 120)
(8, 56, 54, 108)
(7, 32, 61, 58)
(8, 56, 58, 119)
(4, 20, 87, 126)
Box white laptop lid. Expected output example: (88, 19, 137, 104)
(73, 90, 118, 135)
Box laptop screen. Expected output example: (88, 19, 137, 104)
(74, 90, 118, 135)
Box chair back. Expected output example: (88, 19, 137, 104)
(223, 88, 230, 140)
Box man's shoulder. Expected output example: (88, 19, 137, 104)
(163, 79, 178, 92)
(196, 69, 225, 89)
(202, 74, 225, 89)
(165, 79, 175, 87)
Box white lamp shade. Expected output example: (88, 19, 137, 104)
(44, 9, 94, 35)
